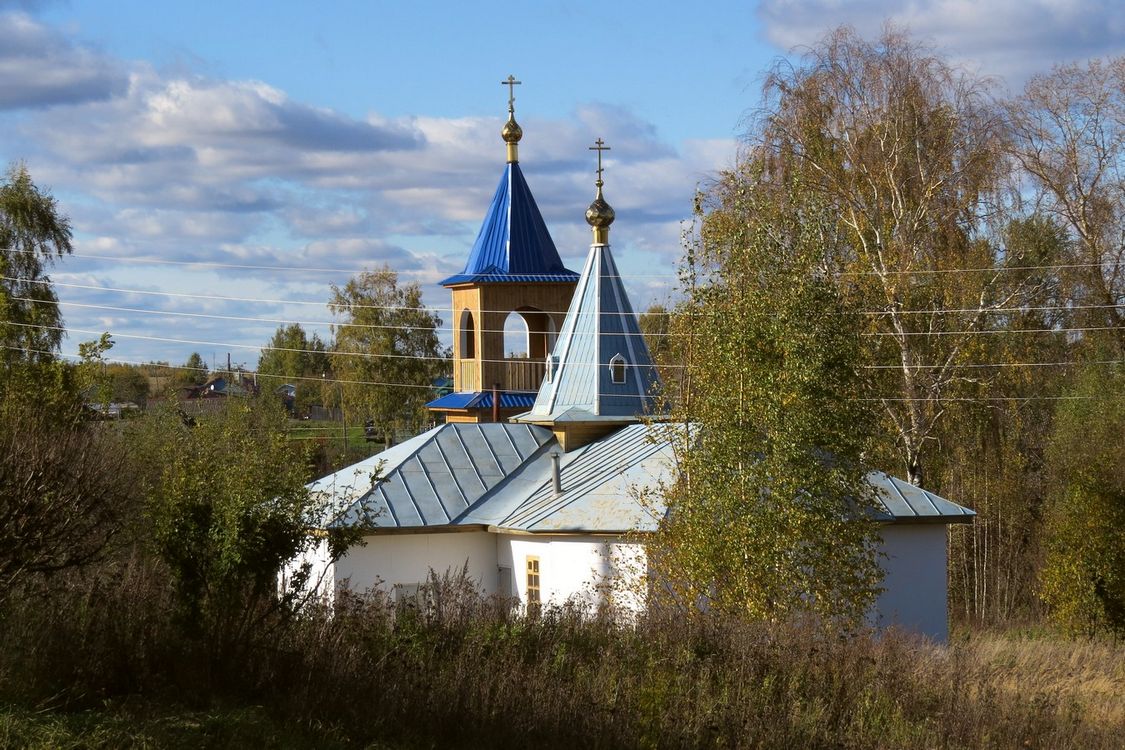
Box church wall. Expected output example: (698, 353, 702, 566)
(280, 537, 336, 605)
(873, 523, 949, 642)
(334, 531, 498, 597)
(497, 534, 647, 613)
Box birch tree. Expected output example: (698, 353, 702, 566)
(1008, 56, 1125, 356)
(653, 183, 882, 626)
(0, 164, 72, 367)
(752, 26, 1041, 486)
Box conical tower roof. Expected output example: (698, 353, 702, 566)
(441, 163, 578, 285)
(524, 241, 661, 422)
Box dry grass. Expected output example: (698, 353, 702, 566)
(2, 564, 1123, 749)
(959, 631, 1125, 728)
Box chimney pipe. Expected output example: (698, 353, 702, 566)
(550, 452, 562, 497)
(492, 382, 500, 423)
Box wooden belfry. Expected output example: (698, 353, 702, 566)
(426, 77, 579, 423)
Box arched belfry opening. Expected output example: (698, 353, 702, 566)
(503, 311, 528, 357)
(500, 306, 557, 392)
(511, 306, 554, 359)
(459, 309, 476, 360)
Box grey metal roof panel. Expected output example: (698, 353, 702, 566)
(491, 423, 675, 533)
(308, 426, 440, 526)
(868, 472, 976, 523)
(529, 242, 660, 422)
(314, 423, 975, 532)
(322, 423, 553, 529)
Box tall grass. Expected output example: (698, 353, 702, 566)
(1, 561, 1122, 749)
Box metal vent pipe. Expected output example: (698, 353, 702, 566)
(550, 452, 562, 497)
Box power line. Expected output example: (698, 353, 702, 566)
(9, 345, 1119, 404)
(12, 246, 1121, 279)
(10, 320, 1124, 374)
(4, 321, 667, 370)
(25, 296, 1122, 340)
(9, 275, 1125, 319)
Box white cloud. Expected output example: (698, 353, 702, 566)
(1, 16, 736, 366)
(0, 12, 127, 109)
(757, 0, 1125, 88)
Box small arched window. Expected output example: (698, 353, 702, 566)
(609, 353, 627, 385)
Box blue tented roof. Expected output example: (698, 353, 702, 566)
(440, 163, 579, 286)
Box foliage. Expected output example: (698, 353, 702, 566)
(1040, 366, 1125, 635)
(1008, 56, 1125, 356)
(131, 400, 352, 662)
(652, 178, 883, 625)
(329, 267, 445, 444)
(170, 351, 209, 388)
(257, 323, 330, 415)
(0, 164, 73, 367)
(0, 371, 131, 601)
(2, 570, 1122, 750)
(749, 26, 1038, 487)
(637, 303, 684, 405)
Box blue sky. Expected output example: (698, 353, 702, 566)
(1, 0, 1122, 371)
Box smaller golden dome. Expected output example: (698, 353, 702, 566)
(501, 114, 523, 144)
(585, 182, 615, 228)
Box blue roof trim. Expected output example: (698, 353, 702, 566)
(440, 163, 578, 286)
(441, 272, 579, 285)
(427, 390, 538, 410)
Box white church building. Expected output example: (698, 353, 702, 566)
(295, 86, 975, 642)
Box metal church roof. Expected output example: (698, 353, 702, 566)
(310, 422, 975, 534)
(323, 422, 554, 529)
(524, 242, 661, 422)
(867, 472, 976, 523)
(440, 163, 579, 286)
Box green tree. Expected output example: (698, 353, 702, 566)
(257, 323, 330, 415)
(134, 400, 353, 665)
(1039, 366, 1125, 635)
(0, 164, 73, 367)
(172, 352, 209, 388)
(329, 267, 445, 445)
(638, 303, 685, 406)
(652, 181, 883, 626)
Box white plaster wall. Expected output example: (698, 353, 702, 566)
(334, 531, 498, 595)
(497, 534, 647, 613)
(280, 537, 336, 605)
(874, 524, 949, 642)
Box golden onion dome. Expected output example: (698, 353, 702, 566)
(585, 182, 615, 228)
(501, 113, 523, 145)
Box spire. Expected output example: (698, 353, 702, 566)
(523, 240, 661, 425)
(585, 138, 615, 245)
(501, 74, 522, 163)
(440, 75, 578, 286)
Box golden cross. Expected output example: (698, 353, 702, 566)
(501, 74, 521, 112)
(589, 138, 611, 183)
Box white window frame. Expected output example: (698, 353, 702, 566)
(609, 353, 627, 384)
